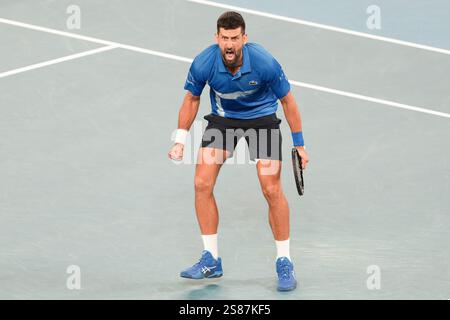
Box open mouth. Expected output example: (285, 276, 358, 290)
(225, 49, 235, 60)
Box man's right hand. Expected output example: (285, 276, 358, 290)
(168, 143, 184, 161)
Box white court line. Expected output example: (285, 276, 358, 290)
(187, 0, 450, 56)
(0, 18, 193, 63)
(0, 45, 117, 78)
(0, 17, 449, 119)
(290, 80, 450, 118)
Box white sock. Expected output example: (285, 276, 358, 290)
(275, 239, 291, 261)
(201, 234, 218, 260)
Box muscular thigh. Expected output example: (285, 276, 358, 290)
(256, 159, 282, 186)
(195, 147, 230, 183)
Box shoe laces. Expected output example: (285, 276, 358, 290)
(193, 253, 209, 270)
(279, 263, 292, 280)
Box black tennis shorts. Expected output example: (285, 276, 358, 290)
(201, 113, 282, 161)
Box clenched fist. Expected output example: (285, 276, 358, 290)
(168, 143, 184, 161)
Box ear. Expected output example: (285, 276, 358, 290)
(243, 33, 248, 44)
(214, 33, 219, 44)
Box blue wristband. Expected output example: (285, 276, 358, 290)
(291, 131, 304, 146)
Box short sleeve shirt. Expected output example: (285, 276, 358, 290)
(184, 43, 290, 119)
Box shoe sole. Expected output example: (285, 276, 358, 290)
(277, 284, 297, 291)
(180, 271, 223, 279)
(207, 272, 223, 279)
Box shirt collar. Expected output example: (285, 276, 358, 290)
(218, 44, 252, 76)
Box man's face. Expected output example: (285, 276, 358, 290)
(216, 27, 247, 68)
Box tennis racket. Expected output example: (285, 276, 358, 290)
(291, 147, 304, 196)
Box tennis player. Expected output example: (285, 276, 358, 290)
(168, 11, 309, 291)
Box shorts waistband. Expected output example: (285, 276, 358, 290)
(204, 113, 281, 129)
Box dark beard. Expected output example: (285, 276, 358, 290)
(222, 50, 242, 68)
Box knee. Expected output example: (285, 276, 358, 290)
(262, 183, 282, 202)
(195, 177, 214, 195)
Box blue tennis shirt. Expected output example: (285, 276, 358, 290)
(184, 43, 290, 119)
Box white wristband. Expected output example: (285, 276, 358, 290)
(174, 129, 188, 145)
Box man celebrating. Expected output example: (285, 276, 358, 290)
(168, 11, 308, 291)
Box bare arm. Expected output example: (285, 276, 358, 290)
(177, 91, 201, 130)
(280, 91, 302, 139)
(280, 91, 309, 168)
(168, 91, 200, 160)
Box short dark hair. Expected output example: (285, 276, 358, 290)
(217, 11, 246, 34)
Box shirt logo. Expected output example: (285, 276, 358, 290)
(249, 80, 258, 86)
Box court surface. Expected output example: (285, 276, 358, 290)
(1, 0, 449, 299)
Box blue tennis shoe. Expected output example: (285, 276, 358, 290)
(276, 257, 297, 291)
(180, 250, 223, 279)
